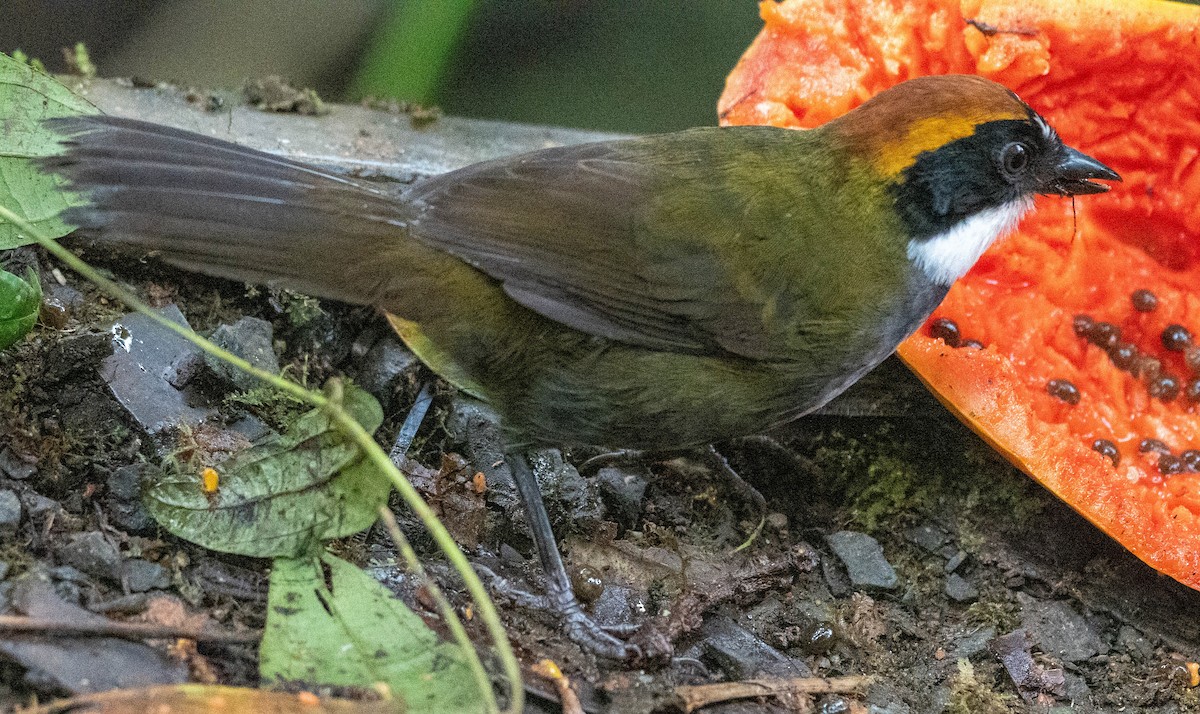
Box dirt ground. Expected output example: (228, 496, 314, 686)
(2, 83, 1200, 714)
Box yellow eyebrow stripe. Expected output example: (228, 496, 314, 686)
(872, 113, 1022, 177)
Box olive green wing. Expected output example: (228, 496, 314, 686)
(406, 129, 805, 361)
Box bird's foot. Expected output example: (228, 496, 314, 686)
(553, 588, 642, 660)
(474, 564, 641, 659)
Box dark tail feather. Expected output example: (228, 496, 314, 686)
(40, 115, 414, 308)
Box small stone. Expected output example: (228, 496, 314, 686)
(952, 626, 996, 660)
(596, 466, 649, 528)
(699, 614, 810, 679)
(204, 317, 280, 390)
(122, 559, 170, 593)
(353, 336, 421, 410)
(944, 573, 979, 602)
(106, 463, 159, 534)
(20, 492, 60, 519)
(826, 531, 898, 591)
(164, 352, 205, 389)
(1017, 593, 1107, 662)
(227, 415, 273, 442)
(904, 523, 948, 553)
(990, 628, 1067, 700)
(42, 283, 84, 329)
(102, 305, 213, 440)
(0, 448, 36, 480)
(795, 620, 838, 655)
(1061, 672, 1091, 706)
(1116, 625, 1155, 660)
(54, 531, 123, 583)
(944, 549, 968, 574)
(591, 584, 636, 628)
(0, 491, 22, 534)
(529, 449, 602, 530)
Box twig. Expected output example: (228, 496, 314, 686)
(0, 615, 260, 643)
(531, 659, 584, 714)
(675, 675, 872, 713)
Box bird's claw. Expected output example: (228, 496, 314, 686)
(474, 564, 641, 659)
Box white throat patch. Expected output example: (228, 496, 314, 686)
(906, 198, 1033, 287)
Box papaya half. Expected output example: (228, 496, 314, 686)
(719, 0, 1200, 588)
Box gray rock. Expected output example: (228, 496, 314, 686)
(943, 549, 968, 574)
(354, 336, 420, 409)
(122, 560, 170, 592)
(591, 584, 637, 628)
(0, 491, 22, 534)
(864, 682, 913, 714)
(1115, 625, 1155, 661)
(54, 532, 123, 584)
(205, 316, 280, 390)
(904, 523, 948, 553)
(228, 415, 273, 442)
(164, 351, 205, 389)
(1017, 593, 1108, 662)
(1061, 672, 1091, 707)
(1, 574, 188, 694)
(101, 305, 214, 441)
(952, 626, 996, 660)
(0, 562, 10, 581)
(990, 628, 1066, 700)
(596, 466, 648, 528)
(20, 492, 60, 519)
(106, 463, 158, 534)
(825, 531, 898, 590)
(40, 331, 113, 384)
(944, 573, 979, 603)
(699, 614, 811, 680)
(529, 448, 602, 529)
(0, 447, 36, 480)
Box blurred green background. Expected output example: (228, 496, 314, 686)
(2, 0, 761, 133)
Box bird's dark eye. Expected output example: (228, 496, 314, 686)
(1000, 142, 1030, 175)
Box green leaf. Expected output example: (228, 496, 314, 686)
(0, 51, 98, 248)
(145, 384, 389, 558)
(262, 553, 487, 714)
(0, 267, 41, 349)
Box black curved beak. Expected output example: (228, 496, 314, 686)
(1044, 145, 1121, 196)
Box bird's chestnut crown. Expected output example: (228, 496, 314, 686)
(826, 74, 1119, 241)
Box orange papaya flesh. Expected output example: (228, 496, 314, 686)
(720, 0, 1200, 588)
